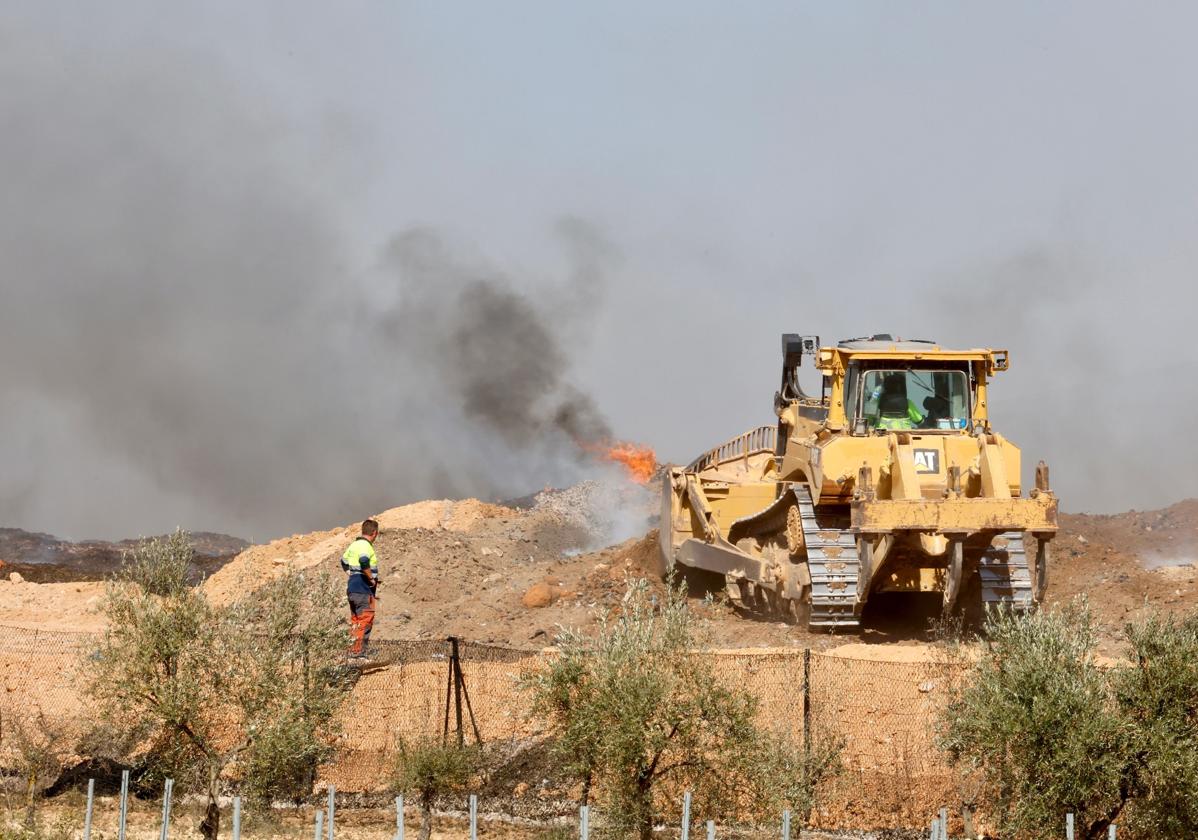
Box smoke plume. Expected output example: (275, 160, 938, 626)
(0, 35, 618, 540)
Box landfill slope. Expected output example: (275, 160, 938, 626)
(0, 485, 1195, 653)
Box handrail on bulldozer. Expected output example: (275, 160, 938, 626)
(687, 425, 776, 472)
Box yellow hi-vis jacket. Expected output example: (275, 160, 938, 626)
(342, 538, 378, 594)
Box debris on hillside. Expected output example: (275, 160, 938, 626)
(0, 482, 1196, 654)
(0, 528, 246, 583)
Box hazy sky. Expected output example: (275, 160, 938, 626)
(3, 3, 1197, 539)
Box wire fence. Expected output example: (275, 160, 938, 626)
(0, 627, 966, 831)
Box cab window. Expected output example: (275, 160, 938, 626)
(859, 368, 969, 431)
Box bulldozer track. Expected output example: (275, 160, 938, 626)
(795, 486, 861, 628)
(978, 531, 1034, 612)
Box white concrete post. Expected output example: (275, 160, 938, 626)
(83, 779, 95, 840)
(327, 786, 336, 840)
(158, 778, 174, 840)
(118, 769, 130, 840)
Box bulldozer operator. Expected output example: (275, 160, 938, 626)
(871, 372, 925, 430)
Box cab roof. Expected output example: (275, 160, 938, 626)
(837, 336, 942, 352)
(819, 334, 1008, 371)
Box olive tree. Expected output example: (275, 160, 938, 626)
(939, 601, 1198, 839)
(1112, 612, 1198, 837)
(525, 578, 839, 839)
(393, 735, 481, 840)
(88, 531, 349, 840)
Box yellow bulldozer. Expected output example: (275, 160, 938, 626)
(660, 334, 1058, 629)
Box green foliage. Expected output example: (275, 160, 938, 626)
(1113, 613, 1198, 838)
(939, 601, 1198, 840)
(939, 602, 1126, 838)
(87, 532, 350, 838)
(229, 568, 350, 807)
(525, 578, 839, 839)
(120, 528, 195, 596)
(393, 735, 481, 840)
(734, 727, 842, 822)
(0, 713, 71, 826)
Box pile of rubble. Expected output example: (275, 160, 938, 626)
(532, 478, 657, 546)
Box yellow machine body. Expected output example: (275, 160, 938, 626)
(661, 334, 1057, 628)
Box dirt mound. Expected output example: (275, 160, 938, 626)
(3, 485, 1196, 657)
(1046, 502, 1198, 652)
(202, 498, 523, 606)
(0, 578, 107, 632)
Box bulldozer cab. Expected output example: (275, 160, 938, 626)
(849, 364, 971, 432)
(792, 334, 1010, 436)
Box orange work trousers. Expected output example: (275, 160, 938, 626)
(348, 593, 376, 654)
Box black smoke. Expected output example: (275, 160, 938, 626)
(0, 33, 618, 540)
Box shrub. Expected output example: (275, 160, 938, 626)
(393, 735, 481, 840)
(87, 531, 350, 839)
(0, 712, 71, 827)
(525, 578, 840, 839)
(938, 601, 1125, 838)
(939, 601, 1198, 839)
(1112, 612, 1198, 837)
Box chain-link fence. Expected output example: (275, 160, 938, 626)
(0, 627, 965, 830)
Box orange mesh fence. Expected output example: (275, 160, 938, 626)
(0, 627, 966, 829)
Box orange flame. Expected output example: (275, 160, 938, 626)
(590, 440, 658, 484)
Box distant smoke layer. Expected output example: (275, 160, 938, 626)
(0, 39, 616, 540)
(5, 14, 1197, 541)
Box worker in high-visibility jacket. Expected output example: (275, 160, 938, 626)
(871, 373, 926, 430)
(342, 519, 380, 657)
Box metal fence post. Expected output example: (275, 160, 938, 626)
(159, 778, 174, 840)
(802, 648, 812, 759)
(469, 793, 478, 840)
(118, 769, 130, 840)
(1108, 824, 1116, 840)
(1066, 813, 1074, 840)
(396, 795, 404, 840)
(327, 785, 336, 840)
(928, 817, 938, 840)
(232, 796, 241, 840)
(84, 779, 95, 840)
(682, 791, 692, 840)
(782, 808, 791, 840)
(939, 807, 948, 839)
(579, 804, 589, 840)
(706, 820, 714, 840)
(314, 809, 324, 840)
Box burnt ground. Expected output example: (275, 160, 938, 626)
(0, 527, 247, 583)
